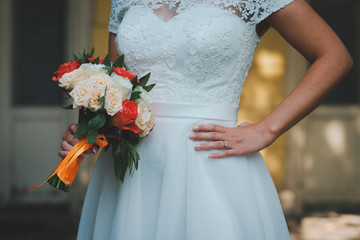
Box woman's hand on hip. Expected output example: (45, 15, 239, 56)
(189, 122, 277, 159)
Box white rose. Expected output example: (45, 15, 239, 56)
(69, 80, 94, 108)
(136, 101, 155, 137)
(105, 87, 126, 116)
(90, 73, 112, 90)
(88, 87, 105, 112)
(80, 63, 107, 77)
(111, 72, 133, 99)
(134, 86, 152, 107)
(58, 68, 87, 90)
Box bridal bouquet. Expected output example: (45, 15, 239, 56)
(30, 48, 155, 192)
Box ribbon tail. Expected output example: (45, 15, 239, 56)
(29, 135, 108, 192)
(29, 171, 57, 191)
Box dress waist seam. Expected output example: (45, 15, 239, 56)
(151, 102, 239, 121)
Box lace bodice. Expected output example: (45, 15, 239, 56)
(109, 0, 293, 107)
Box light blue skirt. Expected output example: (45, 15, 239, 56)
(77, 102, 290, 240)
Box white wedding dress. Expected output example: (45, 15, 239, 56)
(77, 0, 294, 239)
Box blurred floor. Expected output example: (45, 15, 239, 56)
(289, 212, 360, 240)
(1, 205, 360, 240)
(0, 204, 78, 240)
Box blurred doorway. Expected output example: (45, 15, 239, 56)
(0, 0, 68, 203)
(0, 0, 94, 208)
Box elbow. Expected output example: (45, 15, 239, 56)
(330, 49, 353, 80)
(340, 50, 353, 76)
(345, 52, 354, 74)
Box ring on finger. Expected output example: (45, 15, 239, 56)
(222, 140, 228, 149)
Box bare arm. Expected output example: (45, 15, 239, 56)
(109, 32, 120, 62)
(262, 0, 353, 137)
(190, 0, 353, 158)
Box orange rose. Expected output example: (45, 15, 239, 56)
(114, 67, 136, 81)
(52, 60, 81, 82)
(112, 100, 140, 134)
(88, 57, 104, 64)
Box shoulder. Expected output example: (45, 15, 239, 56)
(240, 0, 295, 24)
(109, 0, 132, 34)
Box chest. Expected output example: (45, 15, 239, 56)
(116, 4, 259, 65)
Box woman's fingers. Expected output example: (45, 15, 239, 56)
(192, 124, 227, 133)
(58, 150, 69, 158)
(208, 149, 239, 159)
(194, 141, 228, 150)
(61, 140, 74, 151)
(189, 131, 224, 141)
(65, 132, 79, 146)
(59, 150, 86, 159)
(69, 123, 77, 134)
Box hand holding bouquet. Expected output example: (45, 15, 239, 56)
(30, 48, 155, 192)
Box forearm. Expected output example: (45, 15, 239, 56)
(261, 50, 353, 139)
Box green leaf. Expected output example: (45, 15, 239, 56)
(74, 118, 89, 138)
(87, 130, 98, 143)
(83, 48, 89, 60)
(103, 54, 111, 67)
(97, 96, 105, 110)
(72, 53, 79, 61)
(130, 91, 142, 101)
(113, 142, 128, 182)
(143, 83, 156, 92)
(80, 53, 86, 64)
(129, 144, 140, 173)
(101, 66, 113, 74)
(87, 112, 106, 133)
(98, 88, 107, 109)
(105, 134, 141, 182)
(61, 103, 73, 109)
(89, 47, 94, 58)
(139, 73, 151, 87)
(108, 67, 115, 75)
(113, 141, 122, 178)
(91, 57, 99, 64)
(113, 54, 124, 68)
(97, 96, 105, 104)
(131, 76, 138, 89)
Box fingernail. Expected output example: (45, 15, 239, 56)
(189, 133, 196, 139)
(208, 154, 215, 158)
(194, 144, 201, 150)
(192, 126, 199, 131)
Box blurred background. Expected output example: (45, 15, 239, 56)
(0, 0, 359, 239)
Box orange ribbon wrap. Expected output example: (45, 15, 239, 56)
(29, 134, 108, 191)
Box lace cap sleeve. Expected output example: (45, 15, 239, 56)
(253, 0, 294, 24)
(108, 0, 130, 34)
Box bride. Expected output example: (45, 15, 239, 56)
(60, 0, 352, 239)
